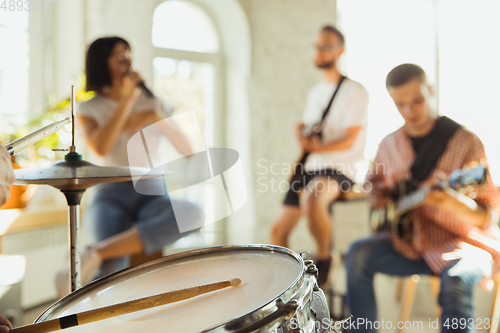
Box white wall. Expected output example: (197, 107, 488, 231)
(244, 0, 337, 244)
(52, 0, 86, 97)
(46, 0, 338, 247)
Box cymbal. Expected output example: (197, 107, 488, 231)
(14, 159, 168, 191)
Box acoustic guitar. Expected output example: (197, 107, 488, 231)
(370, 164, 487, 241)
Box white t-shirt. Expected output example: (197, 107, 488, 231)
(302, 78, 369, 181)
(77, 93, 173, 167)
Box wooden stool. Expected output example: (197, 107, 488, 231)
(396, 275, 441, 333)
(398, 273, 500, 333)
(489, 273, 500, 333)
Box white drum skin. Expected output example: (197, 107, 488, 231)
(37, 247, 305, 333)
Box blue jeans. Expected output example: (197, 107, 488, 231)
(83, 181, 204, 277)
(346, 233, 484, 333)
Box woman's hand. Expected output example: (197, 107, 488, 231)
(124, 110, 162, 135)
(121, 71, 143, 102)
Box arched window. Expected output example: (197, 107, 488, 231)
(0, 10, 30, 126)
(152, 1, 219, 53)
(152, 0, 221, 149)
(151, 0, 223, 248)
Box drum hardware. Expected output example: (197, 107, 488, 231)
(34, 245, 333, 333)
(325, 288, 348, 323)
(330, 315, 353, 333)
(14, 85, 168, 293)
(306, 264, 319, 278)
(11, 278, 242, 333)
(4, 117, 71, 156)
(224, 297, 300, 333)
(299, 252, 312, 260)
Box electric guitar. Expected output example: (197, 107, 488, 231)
(370, 164, 487, 241)
(290, 122, 324, 179)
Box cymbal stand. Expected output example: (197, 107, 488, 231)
(62, 85, 84, 292)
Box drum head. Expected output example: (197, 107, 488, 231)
(37, 245, 304, 332)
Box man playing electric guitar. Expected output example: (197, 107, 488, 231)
(270, 26, 369, 287)
(346, 63, 500, 333)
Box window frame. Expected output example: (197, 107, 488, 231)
(151, 0, 228, 249)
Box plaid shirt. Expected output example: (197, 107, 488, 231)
(367, 125, 500, 275)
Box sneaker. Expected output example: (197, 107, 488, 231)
(55, 247, 102, 298)
(315, 256, 332, 287)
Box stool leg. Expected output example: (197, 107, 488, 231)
(429, 276, 441, 318)
(395, 278, 405, 302)
(397, 275, 420, 333)
(489, 277, 500, 333)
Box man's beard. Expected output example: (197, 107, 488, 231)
(316, 60, 335, 69)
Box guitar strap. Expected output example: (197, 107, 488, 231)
(292, 76, 346, 177)
(317, 75, 346, 139)
(407, 116, 462, 189)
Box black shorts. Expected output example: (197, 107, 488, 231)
(283, 168, 355, 207)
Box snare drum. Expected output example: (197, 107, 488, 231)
(36, 245, 331, 333)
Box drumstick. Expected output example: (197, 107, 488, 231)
(4, 117, 71, 156)
(11, 278, 241, 333)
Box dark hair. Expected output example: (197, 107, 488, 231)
(386, 63, 427, 89)
(321, 25, 345, 46)
(85, 37, 130, 92)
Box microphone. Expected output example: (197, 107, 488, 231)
(138, 82, 154, 98)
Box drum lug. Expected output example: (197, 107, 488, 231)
(286, 299, 299, 310)
(306, 264, 319, 278)
(300, 252, 312, 260)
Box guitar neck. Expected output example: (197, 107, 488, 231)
(394, 187, 431, 215)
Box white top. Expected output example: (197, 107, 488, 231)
(77, 93, 173, 167)
(302, 78, 369, 181)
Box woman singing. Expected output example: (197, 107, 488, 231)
(56, 37, 203, 296)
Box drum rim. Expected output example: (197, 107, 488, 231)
(36, 244, 307, 330)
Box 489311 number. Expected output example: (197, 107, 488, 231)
(0, 0, 56, 11)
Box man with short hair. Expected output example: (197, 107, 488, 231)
(346, 63, 500, 333)
(271, 25, 369, 286)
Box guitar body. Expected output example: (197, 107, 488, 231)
(370, 164, 487, 241)
(370, 202, 414, 241)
